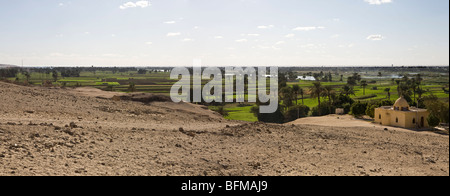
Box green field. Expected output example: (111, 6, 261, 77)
(12, 70, 176, 95)
(7, 68, 449, 122)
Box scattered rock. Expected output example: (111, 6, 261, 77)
(249, 162, 261, 170)
(65, 143, 74, 148)
(69, 122, 78, 129)
(28, 122, 38, 126)
(63, 129, 76, 136)
(74, 168, 86, 174)
(186, 132, 196, 138)
(425, 157, 437, 164)
(29, 133, 40, 139)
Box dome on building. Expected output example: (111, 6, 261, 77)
(394, 96, 410, 110)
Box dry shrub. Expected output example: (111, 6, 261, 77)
(42, 80, 53, 87)
(112, 96, 121, 102)
(130, 94, 171, 104)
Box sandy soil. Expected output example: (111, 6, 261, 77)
(71, 87, 125, 99)
(0, 81, 448, 176)
(289, 115, 440, 135)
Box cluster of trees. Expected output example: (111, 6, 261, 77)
(0, 68, 19, 78)
(249, 71, 449, 127)
(1, 67, 170, 85)
(422, 95, 449, 126)
(347, 73, 449, 126)
(347, 73, 362, 86)
(393, 74, 426, 108)
(349, 100, 394, 118)
(59, 68, 81, 77)
(308, 82, 355, 116)
(250, 72, 357, 123)
(250, 73, 308, 123)
(349, 95, 449, 127)
(137, 69, 147, 74)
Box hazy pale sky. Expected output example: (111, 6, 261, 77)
(0, 0, 448, 66)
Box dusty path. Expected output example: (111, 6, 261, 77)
(289, 115, 441, 136)
(0, 82, 448, 176)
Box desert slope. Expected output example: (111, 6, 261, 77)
(0, 81, 448, 176)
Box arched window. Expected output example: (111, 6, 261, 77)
(396, 118, 398, 123)
(379, 114, 382, 119)
(413, 118, 416, 124)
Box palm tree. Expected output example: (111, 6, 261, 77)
(322, 85, 335, 114)
(24, 71, 31, 82)
(342, 85, 355, 96)
(299, 87, 305, 105)
(399, 83, 412, 97)
(310, 82, 324, 109)
(360, 80, 368, 96)
(384, 88, 391, 100)
(323, 85, 334, 103)
(353, 73, 361, 83)
(416, 87, 427, 108)
(292, 84, 300, 105)
(52, 70, 58, 82)
(415, 74, 423, 87)
(396, 80, 401, 95)
(128, 82, 136, 92)
(410, 78, 418, 104)
(416, 87, 426, 99)
(280, 86, 294, 109)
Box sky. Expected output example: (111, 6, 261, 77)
(0, 0, 448, 67)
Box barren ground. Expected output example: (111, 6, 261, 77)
(0, 81, 448, 176)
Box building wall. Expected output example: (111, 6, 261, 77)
(374, 108, 382, 124)
(403, 112, 429, 129)
(375, 108, 392, 125)
(390, 111, 407, 128)
(374, 108, 430, 129)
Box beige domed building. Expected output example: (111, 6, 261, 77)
(374, 97, 430, 129)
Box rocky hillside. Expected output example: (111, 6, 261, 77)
(0, 82, 448, 176)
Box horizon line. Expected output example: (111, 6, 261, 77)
(2, 64, 449, 68)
